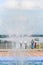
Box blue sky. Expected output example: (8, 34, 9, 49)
(0, 0, 4, 3)
(0, 0, 43, 35)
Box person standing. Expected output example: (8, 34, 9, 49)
(34, 42, 36, 48)
(31, 39, 34, 49)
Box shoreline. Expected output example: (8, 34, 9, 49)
(0, 49, 43, 56)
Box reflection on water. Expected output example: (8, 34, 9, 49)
(0, 60, 43, 65)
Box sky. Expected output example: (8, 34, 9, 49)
(0, 0, 43, 35)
